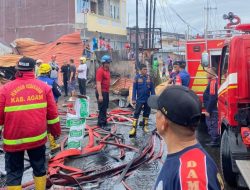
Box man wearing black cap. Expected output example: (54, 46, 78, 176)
(148, 86, 224, 190)
(0, 57, 61, 190)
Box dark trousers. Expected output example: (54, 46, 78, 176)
(96, 91, 109, 126)
(63, 78, 68, 96)
(133, 102, 151, 119)
(78, 78, 86, 95)
(205, 111, 220, 142)
(5, 145, 46, 186)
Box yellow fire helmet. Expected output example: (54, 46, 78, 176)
(39, 63, 51, 74)
(80, 57, 87, 63)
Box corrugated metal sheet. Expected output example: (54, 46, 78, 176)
(14, 32, 83, 67)
(0, 32, 83, 66)
(111, 77, 133, 93)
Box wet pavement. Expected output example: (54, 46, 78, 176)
(0, 87, 238, 189)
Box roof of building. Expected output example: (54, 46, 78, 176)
(0, 32, 83, 68)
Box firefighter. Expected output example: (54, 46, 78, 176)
(38, 63, 62, 103)
(38, 63, 62, 152)
(0, 57, 61, 190)
(129, 64, 155, 138)
(172, 61, 190, 87)
(203, 67, 220, 147)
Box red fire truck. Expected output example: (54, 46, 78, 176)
(202, 24, 250, 188)
(186, 38, 224, 102)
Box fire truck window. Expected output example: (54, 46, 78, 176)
(211, 55, 220, 74)
(220, 47, 229, 84)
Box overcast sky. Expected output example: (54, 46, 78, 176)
(126, 0, 250, 35)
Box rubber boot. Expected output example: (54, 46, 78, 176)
(47, 133, 60, 152)
(129, 119, 137, 138)
(34, 175, 47, 190)
(143, 117, 149, 133)
(7, 186, 22, 190)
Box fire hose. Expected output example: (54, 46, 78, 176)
(1, 109, 164, 189)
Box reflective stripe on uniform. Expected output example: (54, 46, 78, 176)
(3, 131, 47, 145)
(4, 102, 47, 112)
(47, 117, 60, 124)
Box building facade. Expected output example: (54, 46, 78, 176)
(0, 0, 127, 49)
(75, 0, 127, 50)
(0, 0, 75, 44)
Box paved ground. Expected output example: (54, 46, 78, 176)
(0, 87, 240, 189)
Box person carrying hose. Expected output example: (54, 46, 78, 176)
(0, 57, 61, 190)
(38, 63, 62, 152)
(129, 64, 155, 138)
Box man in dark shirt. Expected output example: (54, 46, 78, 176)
(68, 59, 77, 97)
(148, 86, 224, 190)
(129, 64, 155, 138)
(61, 61, 70, 97)
(203, 67, 219, 147)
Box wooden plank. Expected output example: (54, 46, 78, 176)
(236, 160, 250, 188)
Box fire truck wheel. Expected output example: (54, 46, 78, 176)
(220, 130, 237, 187)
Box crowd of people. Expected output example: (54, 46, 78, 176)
(0, 51, 223, 189)
(128, 55, 223, 189)
(39, 55, 89, 98)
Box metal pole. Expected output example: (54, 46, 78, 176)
(135, 0, 139, 70)
(145, 0, 149, 49)
(128, 13, 130, 27)
(149, 0, 153, 48)
(152, 0, 156, 49)
(205, 0, 209, 51)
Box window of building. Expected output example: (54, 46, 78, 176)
(90, 1, 97, 14)
(117, 7, 120, 19)
(110, 5, 113, 18)
(77, 0, 90, 13)
(98, 0, 104, 16)
(220, 46, 229, 84)
(114, 6, 116, 19)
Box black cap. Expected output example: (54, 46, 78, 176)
(147, 86, 201, 127)
(16, 57, 36, 71)
(173, 60, 186, 68)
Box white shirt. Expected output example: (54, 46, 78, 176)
(77, 64, 87, 79)
(49, 61, 59, 79)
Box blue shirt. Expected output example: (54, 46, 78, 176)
(203, 79, 218, 114)
(154, 144, 224, 190)
(178, 70, 190, 87)
(132, 74, 155, 103)
(37, 76, 60, 101)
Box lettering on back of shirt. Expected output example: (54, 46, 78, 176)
(179, 148, 208, 190)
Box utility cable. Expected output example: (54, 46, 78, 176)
(159, 0, 175, 33)
(168, 5, 202, 34)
